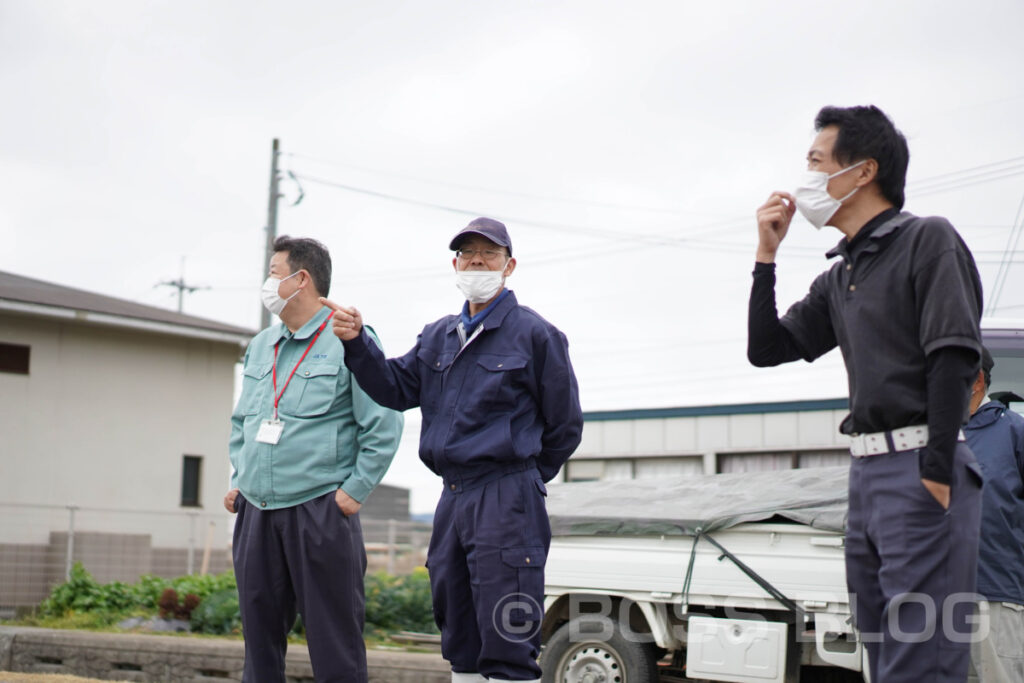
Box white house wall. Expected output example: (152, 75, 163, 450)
(0, 314, 240, 547)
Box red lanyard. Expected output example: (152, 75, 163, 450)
(272, 312, 334, 419)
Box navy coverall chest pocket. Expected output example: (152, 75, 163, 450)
(416, 348, 454, 412)
(473, 353, 529, 410)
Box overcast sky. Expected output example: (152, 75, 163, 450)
(3, 1, 1023, 512)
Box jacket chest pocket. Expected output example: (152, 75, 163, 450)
(416, 349, 453, 411)
(235, 363, 272, 417)
(278, 362, 342, 417)
(473, 354, 529, 409)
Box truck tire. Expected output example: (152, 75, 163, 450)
(540, 614, 659, 683)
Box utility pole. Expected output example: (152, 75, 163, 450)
(157, 256, 208, 313)
(260, 138, 282, 329)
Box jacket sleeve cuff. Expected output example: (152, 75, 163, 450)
(341, 328, 373, 356)
(340, 479, 372, 504)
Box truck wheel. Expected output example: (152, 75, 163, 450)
(540, 614, 659, 683)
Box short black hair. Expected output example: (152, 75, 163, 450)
(273, 235, 331, 297)
(815, 105, 909, 210)
(981, 346, 994, 388)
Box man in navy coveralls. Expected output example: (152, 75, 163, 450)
(322, 217, 583, 683)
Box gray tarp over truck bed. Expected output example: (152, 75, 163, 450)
(546, 465, 850, 537)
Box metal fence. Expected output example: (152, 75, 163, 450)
(0, 502, 432, 616)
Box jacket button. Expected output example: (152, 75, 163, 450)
(260, 502, 267, 508)
(849, 285, 856, 292)
(304, 371, 310, 376)
(497, 363, 504, 368)
(525, 557, 531, 564)
(450, 484, 456, 491)
(436, 362, 441, 367)
(846, 264, 852, 271)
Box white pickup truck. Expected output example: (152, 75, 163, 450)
(539, 322, 1024, 683)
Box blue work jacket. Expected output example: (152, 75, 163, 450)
(965, 400, 1024, 604)
(229, 307, 404, 509)
(341, 290, 583, 484)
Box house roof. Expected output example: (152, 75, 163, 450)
(0, 270, 255, 346)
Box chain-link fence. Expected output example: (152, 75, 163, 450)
(0, 502, 432, 617)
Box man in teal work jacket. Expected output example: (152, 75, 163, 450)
(223, 235, 403, 683)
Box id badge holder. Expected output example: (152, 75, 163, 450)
(256, 418, 284, 444)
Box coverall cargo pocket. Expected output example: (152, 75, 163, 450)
(280, 362, 340, 416)
(499, 546, 547, 628)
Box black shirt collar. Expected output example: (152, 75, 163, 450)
(826, 207, 902, 262)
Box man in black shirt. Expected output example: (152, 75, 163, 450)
(748, 105, 984, 682)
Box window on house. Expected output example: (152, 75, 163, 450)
(634, 456, 704, 479)
(181, 455, 203, 507)
(0, 343, 30, 375)
(717, 452, 798, 474)
(797, 449, 850, 468)
(565, 458, 634, 482)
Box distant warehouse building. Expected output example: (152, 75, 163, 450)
(564, 399, 851, 483)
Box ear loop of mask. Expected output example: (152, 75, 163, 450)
(829, 160, 867, 201)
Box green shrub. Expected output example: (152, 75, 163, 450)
(39, 564, 434, 638)
(189, 588, 241, 635)
(130, 574, 171, 610)
(171, 572, 236, 601)
(364, 567, 437, 634)
(40, 563, 103, 616)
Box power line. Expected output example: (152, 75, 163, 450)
(286, 152, 702, 216)
(154, 257, 209, 313)
(907, 156, 1024, 185)
(984, 190, 1024, 316)
(290, 150, 1024, 213)
(291, 156, 1024, 288)
(908, 165, 1024, 198)
(293, 172, 824, 255)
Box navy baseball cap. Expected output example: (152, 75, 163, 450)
(449, 217, 512, 255)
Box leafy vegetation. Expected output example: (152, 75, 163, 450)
(364, 567, 438, 636)
(26, 562, 437, 640)
(188, 588, 241, 635)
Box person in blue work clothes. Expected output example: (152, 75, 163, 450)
(320, 217, 583, 683)
(223, 235, 404, 683)
(964, 347, 1024, 682)
(747, 105, 984, 681)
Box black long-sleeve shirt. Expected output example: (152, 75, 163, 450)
(748, 209, 982, 484)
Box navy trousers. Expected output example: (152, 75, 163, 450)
(232, 491, 368, 683)
(428, 465, 550, 680)
(846, 443, 983, 682)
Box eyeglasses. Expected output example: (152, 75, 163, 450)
(456, 249, 507, 261)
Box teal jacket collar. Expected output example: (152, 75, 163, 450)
(267, 306, 333, 346)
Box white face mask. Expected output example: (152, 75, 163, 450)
(261, 271, 301, 316)
(793, 160, 866, 230)
(455, 266, 507, 304)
